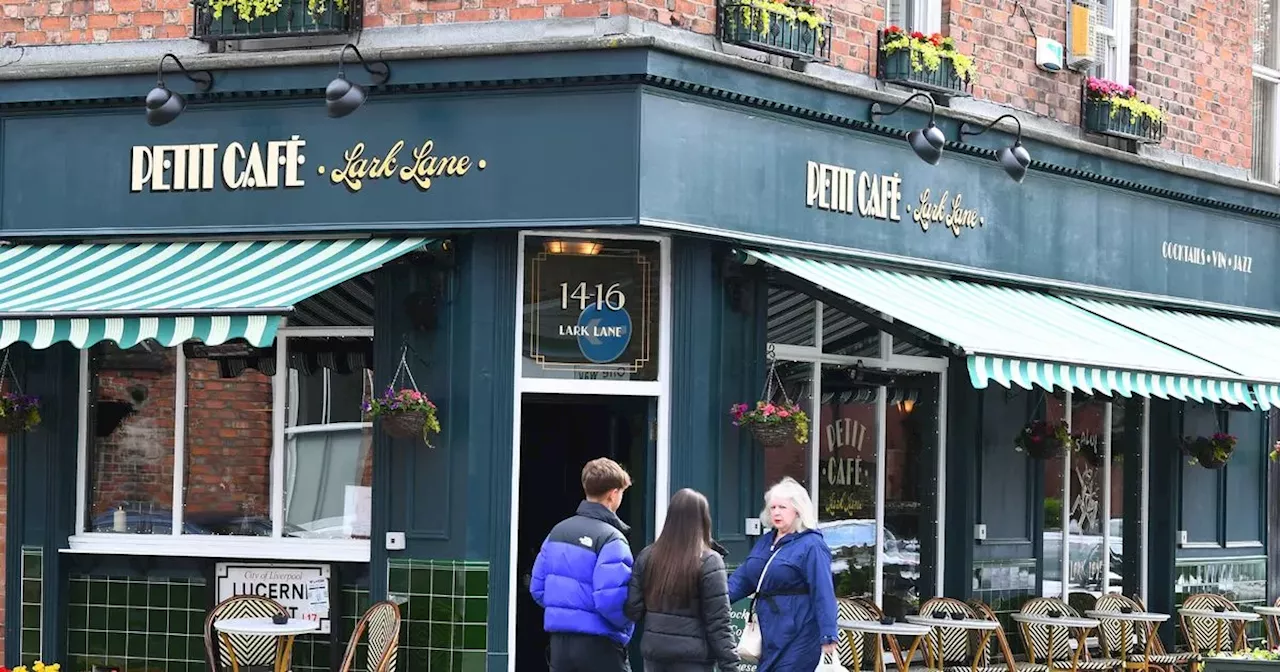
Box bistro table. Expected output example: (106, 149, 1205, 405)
(905, 615, 1000, 672)
(1085, 610, 1170, 670)
(1179, 609, 1260, 654)
(1010, 613, 1101, 671)
(212, 617, 320, 672)
(838, 619, 934, 672)
(1253, 606, 1280, 648)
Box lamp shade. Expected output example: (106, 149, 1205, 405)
(325, 76, 367, 118)
(144, 85, 186, 127)
(907, 122, 946, 165)
(997, 142, 1032, 182)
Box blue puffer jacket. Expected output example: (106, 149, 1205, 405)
(727, 528, 838, 672)
(530, 500, 635, 645)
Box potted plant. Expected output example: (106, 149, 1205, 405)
(0, 390, 40, 434)
(1204, 648, 1280, 672)
(8, 661, 63, 672)
(196, 0, 350, 37)
(1083, 77, 1165, 143)
(1183, 432, 1236, 469)
(1014, 419, 1073, 460)
(730, 400, 810, 449)
(366, 387, 441, 446)
(717, 0, 831, 61)
(879, 26, 974, 95)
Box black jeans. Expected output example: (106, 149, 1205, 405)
(642, 661, 716, 672)
(549, 633, 632, 672)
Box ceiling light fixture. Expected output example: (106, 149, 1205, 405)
(959, 114, 1033, 183)
(144, 53, 214, 127)
(868, 92, 946, 165)
(325, 43, 391, 118)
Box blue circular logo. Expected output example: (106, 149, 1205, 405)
(576, 304, 633, 364)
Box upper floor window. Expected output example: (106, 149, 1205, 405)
(1088, 0, 1131, 85)
(1253, 0, 1279, 182)
(886, 0, 940, 34)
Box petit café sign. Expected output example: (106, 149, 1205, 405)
(805, 160, 985, 237)
(130, 135, 487, 194)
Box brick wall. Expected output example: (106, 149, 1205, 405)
(88, 351, 272, 530)
(1, 0, 1254, 170)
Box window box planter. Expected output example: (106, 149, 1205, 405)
(717, 0, 832, 62)
(193, 0, 361, 41)
(877, 27, 974, 97)
(1082, 77, 1165, 144)
(1204, 653, 1280, 672)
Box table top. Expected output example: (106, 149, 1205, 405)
(1179, 609, 1261, 622)
(1010, 613, 1100, 629)
(213, 617, 320, 636)
(1085, 610, 1171, 623)
(905, 615, 1000, 631)
(839, 619, 934, 636)
(1252, 606, 1280, 617)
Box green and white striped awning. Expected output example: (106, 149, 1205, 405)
(0, 237, 429, 350)
(1068, 297, 1280, 409)
(747, 251, 1254, 407)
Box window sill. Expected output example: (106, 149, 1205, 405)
(64, 534, 371, 563)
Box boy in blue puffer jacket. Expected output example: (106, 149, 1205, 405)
(530, 457, 635, 671)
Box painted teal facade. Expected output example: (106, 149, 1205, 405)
(0, 43, 1275, 671)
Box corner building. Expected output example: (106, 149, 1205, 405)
(0, 0, 1277, 671)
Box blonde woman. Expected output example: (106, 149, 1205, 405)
(727, 477, 838, 671)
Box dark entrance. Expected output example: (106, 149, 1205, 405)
(514, 393, 653, 671)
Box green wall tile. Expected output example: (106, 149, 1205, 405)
(388, 559, 491, 672)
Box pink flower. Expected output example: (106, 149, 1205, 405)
(762, 404, 777, 415)
(778, 410, 791, 418)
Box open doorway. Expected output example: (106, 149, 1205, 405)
(514, 393, 652, 672)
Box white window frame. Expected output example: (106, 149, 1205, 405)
(770, 300, 949, 602)
(507, 230, 673, 672)
(1254, 0, 1280, 183)
(66, 325, 375, 562)
(1090, 0, 1131, 85)
(886, 0, 941, 34)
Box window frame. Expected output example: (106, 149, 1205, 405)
(67, 325, 375, 562)
(885, 0, 941, 35)
(1254, 0, 1280, 183)
(1089, 0, 1131, 85)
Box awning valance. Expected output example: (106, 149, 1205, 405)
(0, 237, 428, 349)
(747, 251, 1255, 407)
(1067, 298, 1280, 409)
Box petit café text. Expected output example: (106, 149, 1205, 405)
(806, 161, 903, 221)
(132, 136, 308, 193)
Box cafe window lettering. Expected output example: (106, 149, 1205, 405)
(80, 333, 374, 549)
(766, 293, 943, 617)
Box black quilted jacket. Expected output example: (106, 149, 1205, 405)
(624, 543, 740, 672)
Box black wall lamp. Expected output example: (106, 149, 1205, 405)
(959, 114, 1032, 183)
(869, 92, 946, 165)
(144, 53, 214, 127)
(326, 43, 391, 118)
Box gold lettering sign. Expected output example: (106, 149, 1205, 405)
(129, 136, 487, 194)
(805, 160, 987, 237)
(1160, 241, 1254, 274)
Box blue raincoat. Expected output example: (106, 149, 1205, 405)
(728, 528, 838, 672)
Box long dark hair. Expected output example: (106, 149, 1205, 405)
(644, 488, 712, 610)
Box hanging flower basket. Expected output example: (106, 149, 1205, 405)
(1183, 433, 1235, 469)
(730, 401, 810, 448)
(368, 387, 440, 445)
(1014, 419, 1072, 460)
(0, 351, 38, 434)
(878, 26, 975, 96)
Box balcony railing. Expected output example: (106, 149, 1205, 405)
(717, 0, 832, 62)
(1082, 97, 1165, 144)
(193, 0, 361, 41)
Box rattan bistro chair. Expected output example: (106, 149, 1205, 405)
(204, 595, 291, 672)
(1017, 597, 1122, 672)
(339, 600, 402, 672)
(1094, 593, 1198, 672)
(1178, 594, 1250, 656)
(837, 596, 908, 672)
(914, 597, 1014, 672)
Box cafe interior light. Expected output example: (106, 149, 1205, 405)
(868, 92, 946, 165)
(144, 53, 214, 127)
(896, 398, 915, 414)
(325, 43, 391, 119)
(959, 114, 1033, 183)
(543, 240, 603, 255)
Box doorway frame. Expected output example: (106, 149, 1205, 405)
(507, 230, 673, 671)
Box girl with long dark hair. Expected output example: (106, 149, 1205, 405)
(624, 488, 739, 672)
